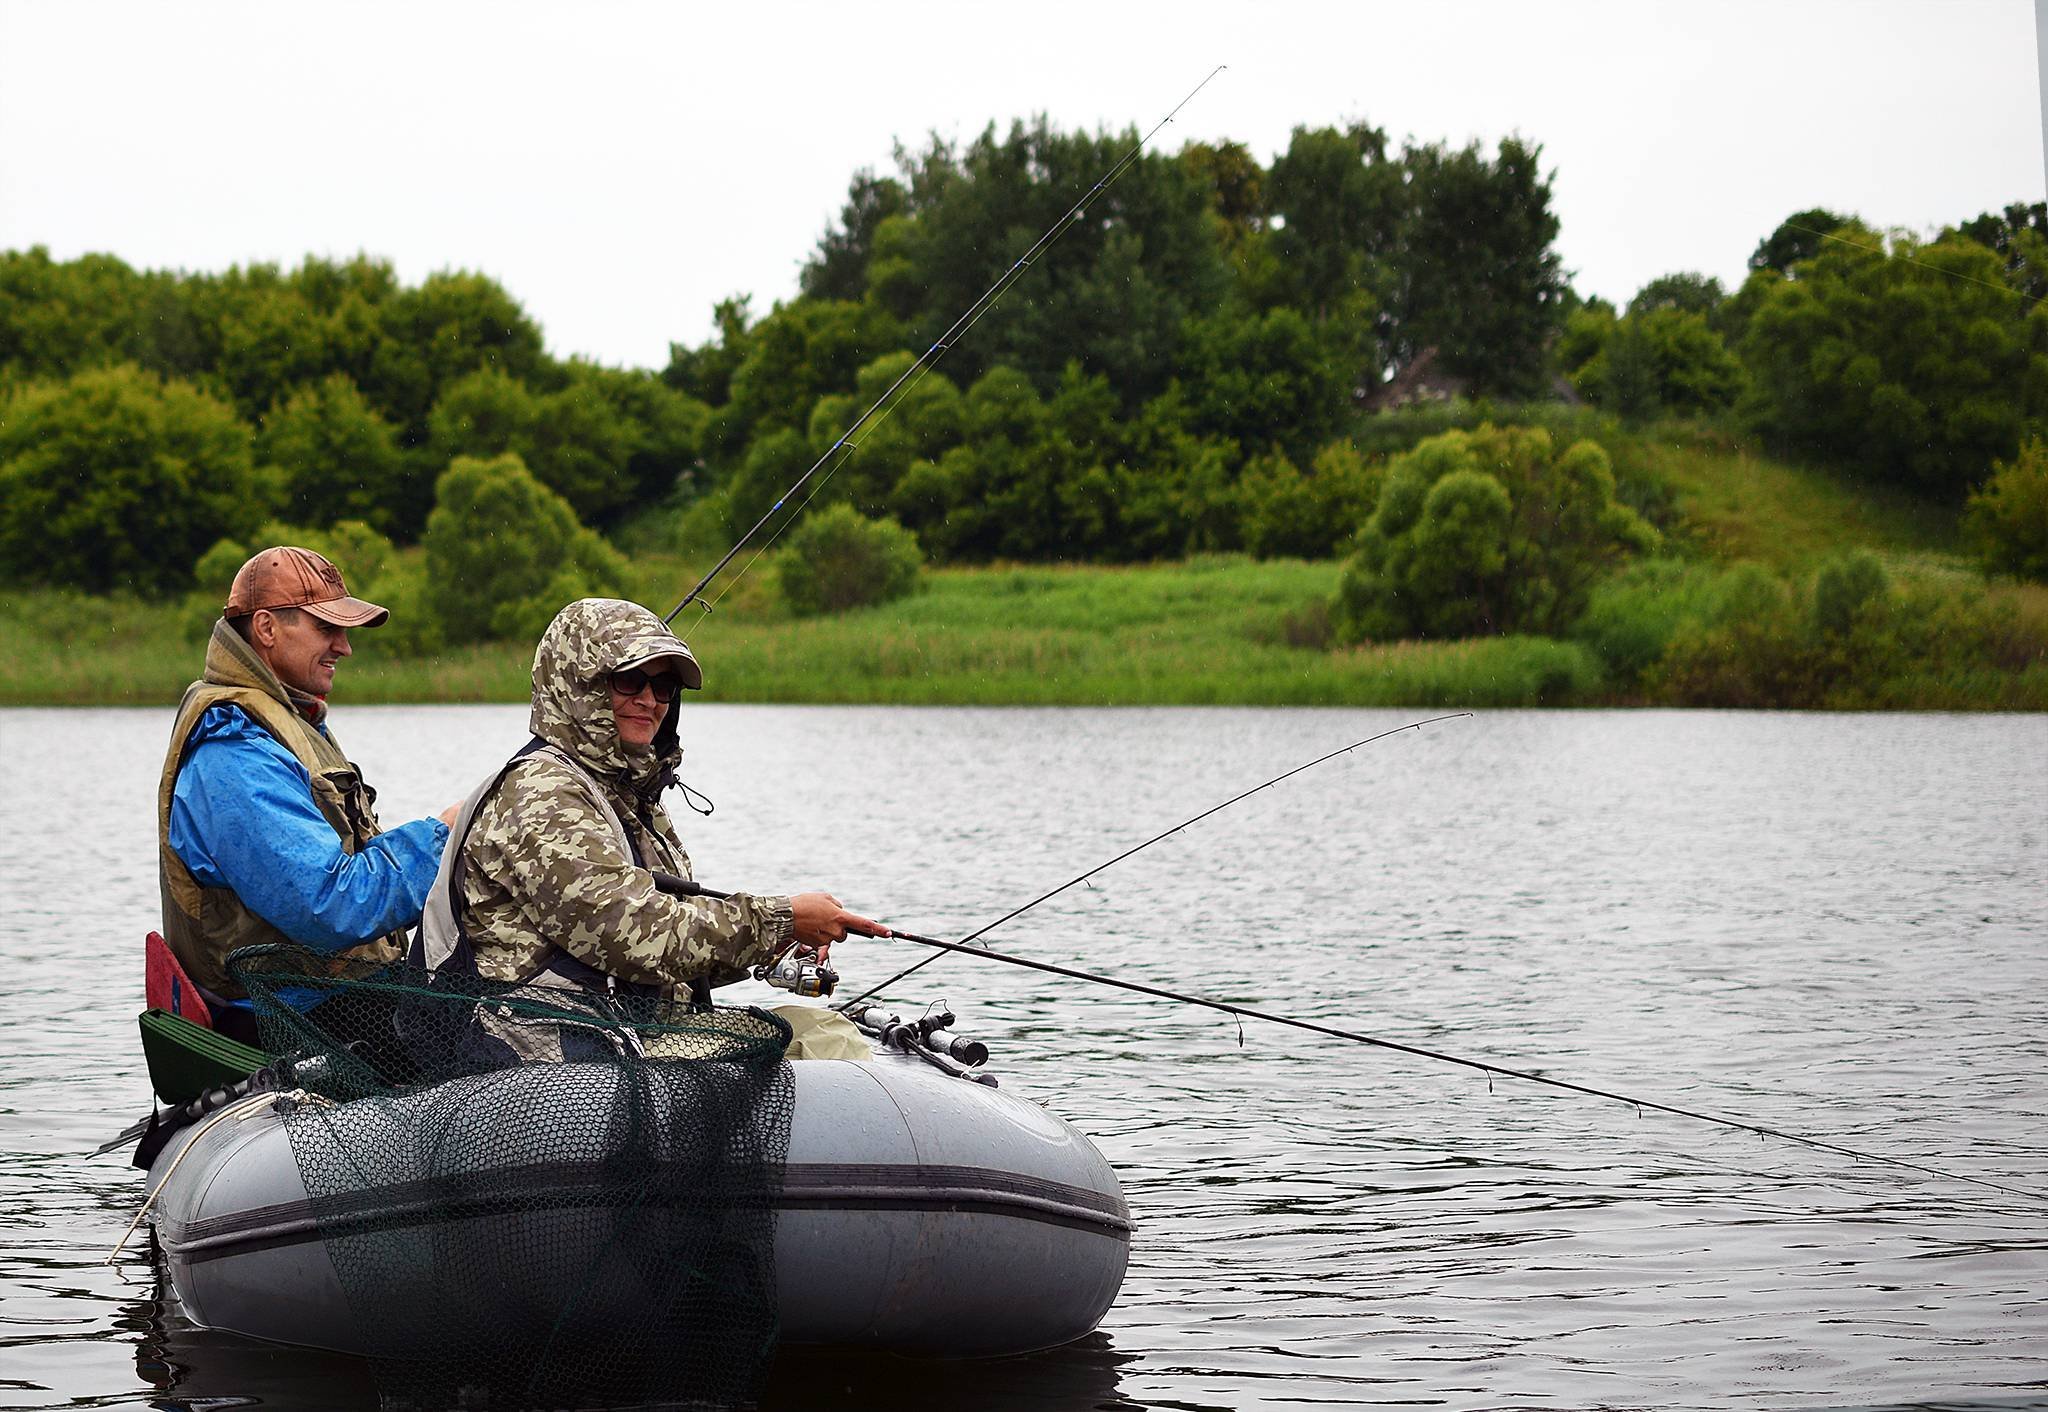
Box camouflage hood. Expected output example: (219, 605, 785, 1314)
(529, 599, 702, 791)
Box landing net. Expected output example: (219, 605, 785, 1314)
(230, 943, 794, 1409)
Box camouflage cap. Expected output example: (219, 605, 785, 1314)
(610, 621, 703, 690)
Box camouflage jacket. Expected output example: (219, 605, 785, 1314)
(453, 599, 793, 991)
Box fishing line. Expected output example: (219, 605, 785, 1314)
(835, 713, 1471, 1011)
(864, 926, 2045, 1204)
(1781, 220, 2034, 303)
(665, 63, 1229, 630)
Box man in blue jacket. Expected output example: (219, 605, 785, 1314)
(156, 546, 458, 1041)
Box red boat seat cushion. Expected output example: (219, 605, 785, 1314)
(145, 931, 213, 1030)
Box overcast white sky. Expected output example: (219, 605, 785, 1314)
(1, 1, 2040, 371)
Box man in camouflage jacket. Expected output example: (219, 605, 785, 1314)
(429, 598, 886, 1000)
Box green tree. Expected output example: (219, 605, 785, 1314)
(364, 271, 548, 436)
(1181, 307, 1353, 454)
(428, 366, 542, 466)
(800, 170, 910, 302)
(0, 365, 271, 595)
(1390, 137, 1567, 396)
(1629, 272, 1727, 318)
(715, 297, 902, 458)
(775, 503, 923, 615)
(1259, 123, 1400, 321)
(876, 118, 1229, 402)
(1180, 139, 1268, 251)
(1965, 437, 2048, 580)
(574, 363, 711, 505)
(428, 365, 671, 527)
(257, 373, 409, 532)
(1737, 229, 2048, 493)
(1557, 301, 1617, 377)
(805, 352, 967, 519)
(721, 427, 817, 548)
(0, 248, 206, 387)
(887, 365, 1117, 562)
(421, 453, 628, 643)
(1750, 208, 1848, 275)
(1334, 424, 1658, 642)
(201, 265, 350, 418)
(663, 295, 753, 408)
(1955, 201, 2048, 308)
(1573, 309, 1745, 420)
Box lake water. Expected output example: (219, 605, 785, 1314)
(1, 704, 2044, 1411)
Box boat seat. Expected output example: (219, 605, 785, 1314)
(146, 931, 213, 1030)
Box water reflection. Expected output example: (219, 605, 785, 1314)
(127, 1264, 1141, 1412)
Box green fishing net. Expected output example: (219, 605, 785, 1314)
(228, 943, 794, 1409)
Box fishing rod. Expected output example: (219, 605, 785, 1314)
(860, 927, 2045, 1203)
(655, 868, 2041, 1203)
(664, 65, 1229, 628)
(835, 713, 1474, 1011)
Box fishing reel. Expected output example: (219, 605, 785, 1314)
(755, 946, 838, 999)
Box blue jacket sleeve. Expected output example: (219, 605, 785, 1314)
(167, 706, 449, 952)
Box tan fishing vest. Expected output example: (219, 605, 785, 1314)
(156, 619, 405, 998)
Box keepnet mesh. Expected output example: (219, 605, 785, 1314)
(229, 943, 795, 1410)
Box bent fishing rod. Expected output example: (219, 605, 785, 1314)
(656, 868, 2042, 1204)
(664, 65, 1228, 628)
(849, 928, 2045, 1204)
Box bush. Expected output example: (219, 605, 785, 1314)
(422, 453, 628, 644)
(1649, 562, 1814, 707)
(1334, 424, 1659, 643)
(0, 365, 273, 595)
(1638, 559, 2046, 708)
(1571, 309, 1746, 421)
(1236, 440, 1380, 560)
(1965, 438, 2048, 581)
(1571, 557, 1719, 689)
(1809, 549, 1890, 636)
(775, 503, 923, 616)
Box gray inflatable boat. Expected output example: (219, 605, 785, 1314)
(144, 1049, 1130, 1358)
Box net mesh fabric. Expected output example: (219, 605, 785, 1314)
(230, 943, 794, 1409)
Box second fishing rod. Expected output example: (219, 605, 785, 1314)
(650, 707, 2043, 1206)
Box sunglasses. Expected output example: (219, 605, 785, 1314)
(607, 667, 683, 703)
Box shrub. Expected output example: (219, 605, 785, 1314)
(422, 453, 628, 644)
(776, 503, 923, 616)
(1333, 424, 1659, 642)
(1236, 440, 1380, 560)
(1965, 438, 2048, 581)
(1571, 557, 1719, 689)
(1809, 550, 1890, 636)
(0, 365, 272, 595)
(1572, 309, 1746, 421)
(1649, 562, 1815, 707)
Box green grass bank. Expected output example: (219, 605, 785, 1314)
(5, 419, 2043, 711)
(1, 557, 1602, 709)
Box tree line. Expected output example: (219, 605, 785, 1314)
(2, 118, 2044, 645)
